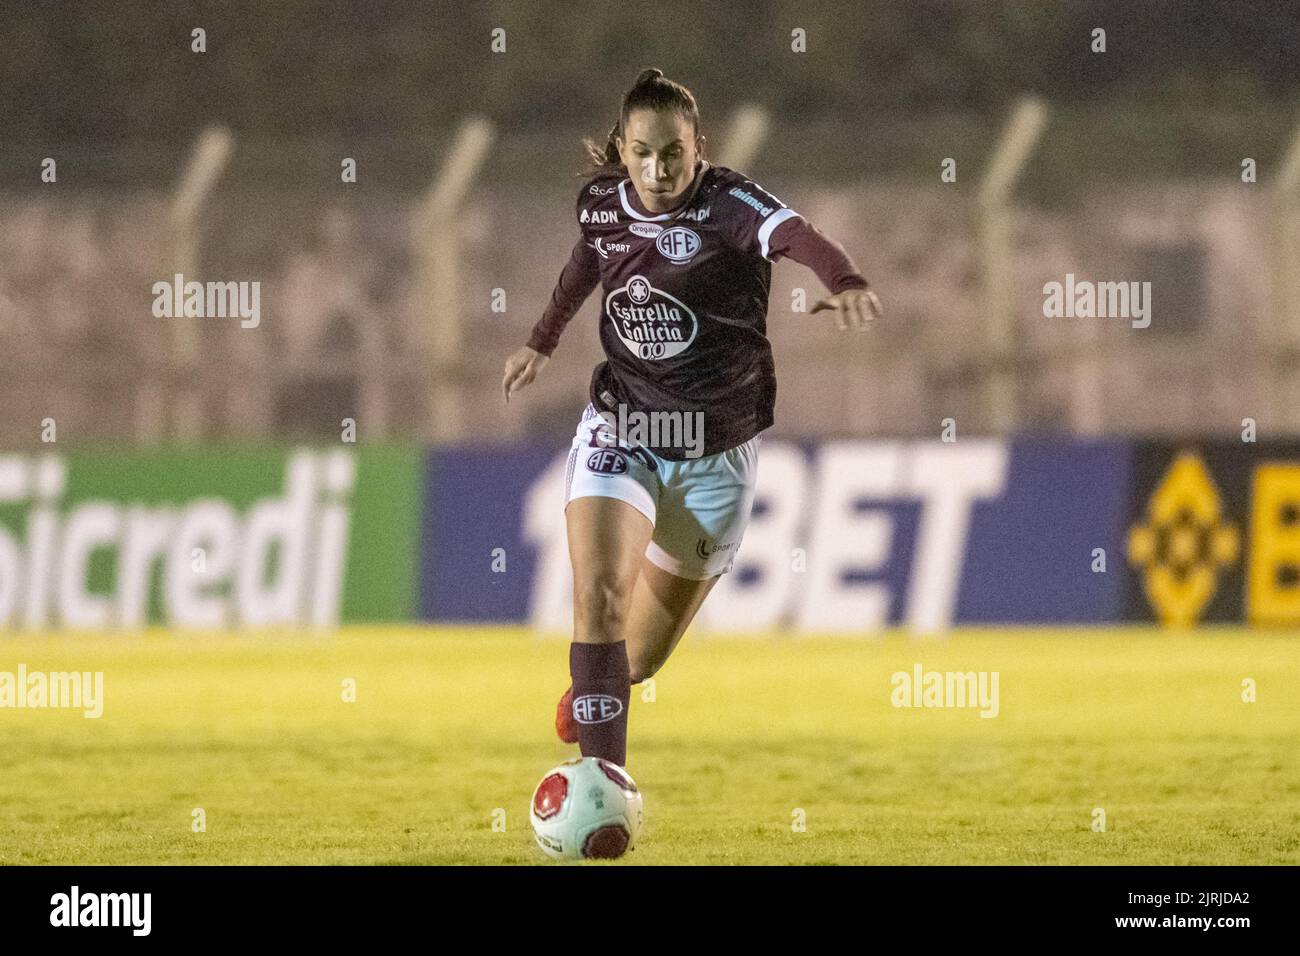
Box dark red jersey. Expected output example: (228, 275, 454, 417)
(528, 160, 868, 459)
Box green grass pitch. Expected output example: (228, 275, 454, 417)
(1, 627, 1296, 864)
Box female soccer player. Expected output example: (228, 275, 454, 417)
(502, 69, 880, 767)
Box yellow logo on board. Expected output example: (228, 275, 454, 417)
(1128, 453, 1240, 628)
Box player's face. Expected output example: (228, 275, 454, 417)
(617, 109, 702, 213)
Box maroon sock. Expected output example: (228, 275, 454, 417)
(569, 641, 631, 766)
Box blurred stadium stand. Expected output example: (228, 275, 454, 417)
(1, 0, 1297, 447)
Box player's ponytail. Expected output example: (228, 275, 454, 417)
(580, 69, 702, 176)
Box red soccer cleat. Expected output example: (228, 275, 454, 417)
(555, 686, 579, 744)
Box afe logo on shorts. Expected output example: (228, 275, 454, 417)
(573, 694, 624, 724)
(656, 226, 701, 264)
(605, 274, 698, 360)
(587, 449, 628, 475)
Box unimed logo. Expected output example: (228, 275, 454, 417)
(572, 693, 623, 724)
(50, 886, 151, 936)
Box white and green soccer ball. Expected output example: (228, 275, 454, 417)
(529, 757, 644, 860)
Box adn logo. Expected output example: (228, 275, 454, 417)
(581, 209, 619, 224)
(586, 449, 628, 475)
(629, 222, 663, 239)
(573, 693, 623, 724)
(656, 226, 701, 264)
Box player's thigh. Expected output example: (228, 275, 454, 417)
(563, 404, 662, 644)
(565, 496, 654, 644)
(646, 436, 760, 581)
(624, 558, 718, 681)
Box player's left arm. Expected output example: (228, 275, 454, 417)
(717, 176, 881, 331)
(767, 216, 882, 331)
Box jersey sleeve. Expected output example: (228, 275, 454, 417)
(526, 235, 600, 356)
(524, 184, 602, 356)
(715, 174, 804, 261)
(766, 216, 869, 295)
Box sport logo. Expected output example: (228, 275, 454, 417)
(586, 449, 628, 475)
(696, 538, 738, 560)
(655, 226, 701, 264)
(593, 237, 631, 259)
(605, 274, 698, 360)
(628, 222, 663, 239)
(572, 694, 624, 724)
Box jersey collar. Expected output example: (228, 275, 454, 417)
(618, 160, 711, 222)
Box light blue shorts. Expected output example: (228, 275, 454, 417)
(564, 404, 760, 580)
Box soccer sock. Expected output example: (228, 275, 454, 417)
(569, 641, 631, 766)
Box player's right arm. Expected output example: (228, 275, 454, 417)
(504, 191, 603, 403)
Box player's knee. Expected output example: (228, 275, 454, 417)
(573, 576, 628, 641)
(628, 660, 654, 684)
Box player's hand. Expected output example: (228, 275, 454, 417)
(502, 346, 548, 403)
(810, 287, 881, 331)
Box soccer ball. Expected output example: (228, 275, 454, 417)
(529, 757, 644, 860)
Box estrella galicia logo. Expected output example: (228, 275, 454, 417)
(573, 694, 624, 724)
(587, 449, 628, 475)
(656, 226, 701, 264)
(605, 274, 698, 360)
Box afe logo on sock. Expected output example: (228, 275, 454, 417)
(572, 694, 624, 724)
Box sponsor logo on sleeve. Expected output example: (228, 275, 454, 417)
(727, 185, 776, 217)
